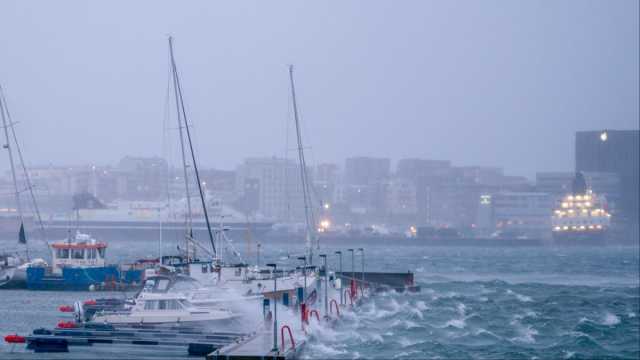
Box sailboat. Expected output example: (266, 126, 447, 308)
(158, 39, 317, 301)
(0, 83, 47, 288)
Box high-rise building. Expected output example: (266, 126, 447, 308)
(235, 157, 304, 221)
(345, 157, 390, 186)
(575, 130, 639, 227)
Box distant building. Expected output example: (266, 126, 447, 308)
(314, 163, 339, 207)
(396, 159, 451, 180)
(385, 179, 417, 217)
(575, 130, 639, 227)
(345, 157, 390, 186)
(117, 156, 168, 201)
(235, 157, 304, 221)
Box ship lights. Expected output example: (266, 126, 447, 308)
(318, 219, 331, 233)
(561, 202, 568, 208)
(554, 226, 561, 231)
(596, 225, 602, 229)
(563, 226, 569, 230)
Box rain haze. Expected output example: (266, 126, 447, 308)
(0, 2, 639, 359)
(0, 0, 637, 178)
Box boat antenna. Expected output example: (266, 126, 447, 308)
(0, 83, 29, 259)
(288, 65, 317, 264)
(168, 36, 217, 259)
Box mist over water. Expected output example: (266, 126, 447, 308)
(1, 235, 638, 359)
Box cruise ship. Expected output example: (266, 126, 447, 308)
(1, 193, 273, 242)
(551, 172, 611, 244)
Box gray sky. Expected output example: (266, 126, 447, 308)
(0, 0, 638, 179)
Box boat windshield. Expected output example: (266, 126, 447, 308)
(143, 299, 184, 310)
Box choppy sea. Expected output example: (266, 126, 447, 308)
(1, 236, 638, 359)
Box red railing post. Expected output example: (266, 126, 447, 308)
(301, 303, 308, 325)
(309, 309, 320, 322)
(280, 325, 295, 351)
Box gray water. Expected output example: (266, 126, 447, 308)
(1, 236, 638, 359)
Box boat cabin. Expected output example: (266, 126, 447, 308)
(49, 232, 107, 274)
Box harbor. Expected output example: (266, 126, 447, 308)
(1, 1, 639, 359)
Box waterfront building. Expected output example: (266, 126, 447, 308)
(575, 130, 639, 231)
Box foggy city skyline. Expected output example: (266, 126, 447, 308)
(1, 1, 638, 180)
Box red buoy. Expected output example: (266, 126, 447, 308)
(4, 334, 26, 343)
(58, 305, 74, 312)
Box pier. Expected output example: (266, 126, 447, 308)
(5, 262, 418, 359)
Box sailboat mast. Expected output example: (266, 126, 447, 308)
(167, 37, 217, 259)
(168, 37, 194, 261)
(0, 87, 26, 252)
(288, 65, 315, 264)
(1, 85, 47, 243)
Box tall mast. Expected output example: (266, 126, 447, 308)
(168, 37, 194, 261)
(0, 84, 28, 257)
(288, 65, 316, 264)
(167, 37, 217, 259)
(1, 85, 47, 245)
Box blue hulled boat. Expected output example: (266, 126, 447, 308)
(26, 232, 145, 290)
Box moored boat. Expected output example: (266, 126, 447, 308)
(26, 231, 146, 290)
(91, 292, 238, 325)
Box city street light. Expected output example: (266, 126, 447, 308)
(266, 263, 278, 353)
(319, 254, 328, 318)
(335, 251, 343, 305)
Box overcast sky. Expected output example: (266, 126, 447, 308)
(0, 1, 638, 179)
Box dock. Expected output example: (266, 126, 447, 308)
(5, 269, 419, 359)
(208, 331, 303, 360)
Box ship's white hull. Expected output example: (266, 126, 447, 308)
(93, 309, 237, 325)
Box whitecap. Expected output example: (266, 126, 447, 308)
(398, 337, 422, 348)
(628, 312, 636, 318)
(602, 312, 620, 326)
(307, 343, 347, 357)
(415, 300, 429, 311)
(506, 289, 532, 302)
(403, 319, 422, 329)
(456, 302, 467, 315)
(474, 328, 501, 339)
(511, 325, 538, 344)
(445, 318, 466, 329)
(563, 351, 576, 359)
(393, 350, 422, 359)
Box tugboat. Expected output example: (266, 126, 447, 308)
(26, 232, 145, 290)
(551, 172, 611, 244)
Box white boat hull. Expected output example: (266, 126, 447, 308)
(93, 309, 237, 325)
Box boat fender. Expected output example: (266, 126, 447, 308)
(4, 334, 25, 343)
